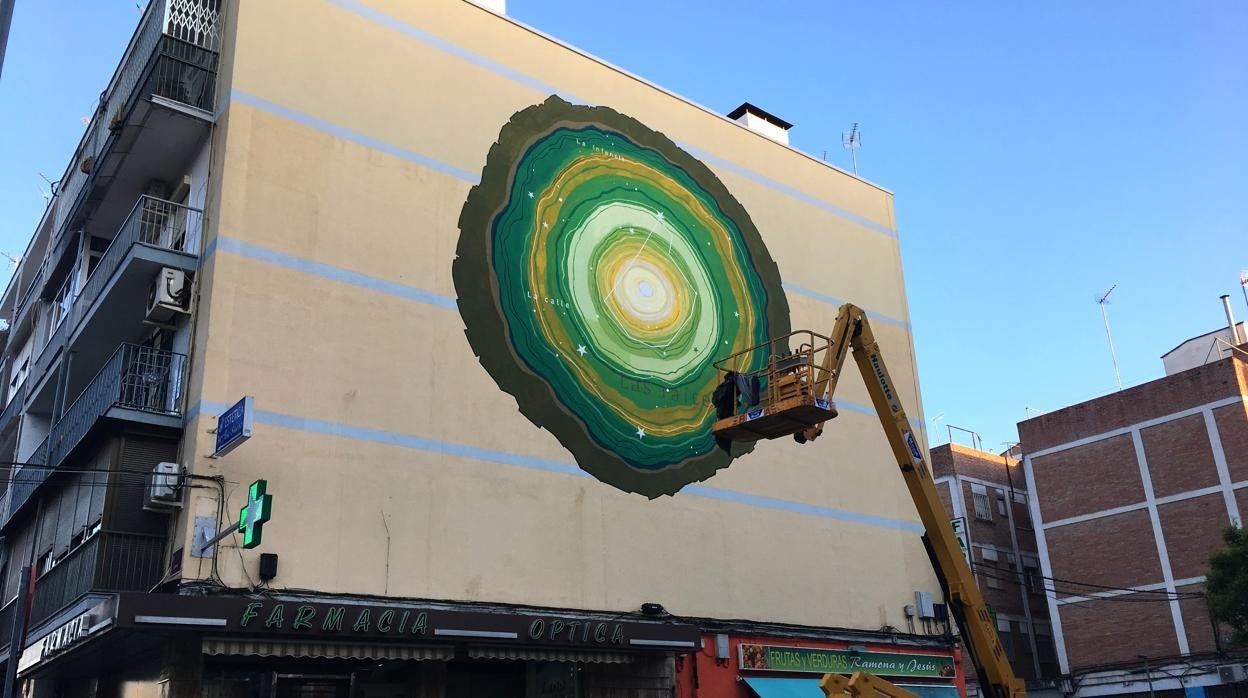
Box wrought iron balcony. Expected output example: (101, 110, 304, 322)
(25, 196, 201, 399)
(6, 345, 186, 525)
(10, 267, 43, 332)
(74, 195, 202, 331)
(0, 597, 13, 655)
(51, 0, 220, 240)
(28, 531, 166, 628)
(0, 382, 26, 439)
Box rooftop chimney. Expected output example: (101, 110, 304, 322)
(1222, 295, 1244, 345)
(727, 103, 792, 145)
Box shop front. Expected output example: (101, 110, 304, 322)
(14, 592, 701, 698)
(676, 632, 964, 698)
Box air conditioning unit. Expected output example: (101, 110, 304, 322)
(145, 461, 182, 511)
(1218, 664, 1247, 683)
(145, 268, 191, 326)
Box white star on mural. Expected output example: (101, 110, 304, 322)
(577, 344, 588, 356)
(655, 211, 664, 221)
(635, 427, 646, 438)
(527, 191, 535, 198)
(734, 311, 740, 318)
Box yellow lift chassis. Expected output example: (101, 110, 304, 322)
(711, 304, 1026, 698)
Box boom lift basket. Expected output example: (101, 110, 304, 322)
(710, 330, 839, 442)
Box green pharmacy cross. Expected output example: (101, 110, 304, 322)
(238, 479, 273, 549)
(193, 478, 274, 556)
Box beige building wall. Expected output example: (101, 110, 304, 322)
(175, 0, 937, 630)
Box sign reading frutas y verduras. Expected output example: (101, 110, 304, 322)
(739, 644, 956, 678)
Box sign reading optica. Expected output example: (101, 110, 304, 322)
(214, 396, 254, 457)
(738, 644, 956, 678)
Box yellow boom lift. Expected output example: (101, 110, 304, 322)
(711, 304, 1026, 698)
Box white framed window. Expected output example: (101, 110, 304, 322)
(996, 488, 1008, 515)
(980, 547, 999, 563)
(971, 483, 993, 521)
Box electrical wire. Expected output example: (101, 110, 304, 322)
(976, 566, 1206, 599)
(971, 566, 1205, 602)
(975, 568, 1204, 601)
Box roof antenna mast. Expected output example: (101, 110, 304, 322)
(1097, 284, 1124, 391)
(842, 123, 861, 175)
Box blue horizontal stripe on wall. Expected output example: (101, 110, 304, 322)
(782, 282, 910, 329)
(202, 234, 922, 430)
(191, 400, 923, 534)
(231, 90, 481, 185)
(676, 143, 896, 239)
(211, 235, 459, 311)
(327, 0, 582, 103)
(312, 0, 897, 240)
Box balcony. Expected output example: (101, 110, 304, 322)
(26, 196, 201, 406)
(28, 531, 166, 628)
(0, 597, 13, 657)
(7, 345, 186, 524)
(10, 267, 43, 337)
(49, 0, 219, 249)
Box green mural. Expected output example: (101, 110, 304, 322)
(455, 96, 789, 498)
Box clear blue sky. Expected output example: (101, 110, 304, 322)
(2, 1, 1245, 451)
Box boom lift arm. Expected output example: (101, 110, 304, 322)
(711, 304, 1025, 698)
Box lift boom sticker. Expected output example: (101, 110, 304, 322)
(454, 96, 789, 498)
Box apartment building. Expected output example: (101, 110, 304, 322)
(0, 2, 961, 697)
(932, 443, 1060, 691)
(1019, 328, 1248, 697)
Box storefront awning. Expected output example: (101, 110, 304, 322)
(203, 638, 452, 662)
(467, 647, 634, 663)
(744, 678, 960, 698)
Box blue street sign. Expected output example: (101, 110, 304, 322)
(214, 396, 254, 457)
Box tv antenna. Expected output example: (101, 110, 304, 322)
(842, 122, 861, 175)
(1097, 284, 1123, 391)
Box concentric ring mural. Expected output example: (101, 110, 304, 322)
(455, 96, 789, 498)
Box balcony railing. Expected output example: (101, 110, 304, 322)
(50, 344, 186, 468)
(51, 0, 219, 239)
(0, 597, 13, 654)
(6, 346, 186, 524)
(74, 195, 202, 333)
(26, 196, 201, 397)
(11, 267, 43, 330)
(28, 531, 166, 628)
(8, 436, 49, 523)
(0, 382, 26, 438)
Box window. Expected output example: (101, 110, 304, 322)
(997, 620, 1015, 662)
(980, 546, 999, 563)
(1023, 557, 1042, 594)
(8, 356, 29, 405)
(36, 550, 55, 577)
(986, 575, 1003, 590)
(50, 274, 77, 330)
(996, 489, 1007, 516)
(971, 483, 993, 521)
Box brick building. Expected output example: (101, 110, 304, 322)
(932, 443, 1061, 692)
(1019, 342, 1248, 697)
